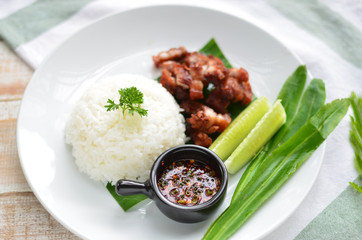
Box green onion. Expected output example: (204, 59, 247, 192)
(170, 188, 179, 196)
(203, 70, 327, 238)
(232, 76, 325, 203)
(203, 98, 349, 240)
(202, 70, 347, 239)
(204, 66, 326, 237)
(349, 92, 362, 192)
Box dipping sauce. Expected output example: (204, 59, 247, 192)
(157, 159, 220, 206)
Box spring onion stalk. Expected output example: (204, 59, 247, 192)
(232, 77, 325, 203)
(349, 92, 362, 192)
(203, 99, 350, 240)
(204, 68, 327, 239)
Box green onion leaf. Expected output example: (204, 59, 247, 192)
(203, 99, 350, 240)
(349, 92, 362, 192)
(231, 66, 315, 202)
(349, 182, 362, 193)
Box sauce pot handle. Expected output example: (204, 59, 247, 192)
(115, 179, 153, 199)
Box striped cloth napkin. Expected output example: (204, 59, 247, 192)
(1, 0, 361, 239)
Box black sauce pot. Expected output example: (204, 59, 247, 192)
(115, 144, 228, 223)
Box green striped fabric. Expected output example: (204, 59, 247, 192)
(268, 0, 362, 69)
(0, 0, 93, 48)
(295, 177, 362, 240)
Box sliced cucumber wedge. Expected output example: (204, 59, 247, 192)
(225, 100, 286, 174)
(209, 96, 271, 160)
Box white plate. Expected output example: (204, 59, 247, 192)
(17, 5, 325, 240)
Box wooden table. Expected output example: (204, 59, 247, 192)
(0, 40, 79, 239)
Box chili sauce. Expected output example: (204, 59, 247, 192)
(157, 159, 220, 206)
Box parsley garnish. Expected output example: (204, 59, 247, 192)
(105, 87, 148, 118)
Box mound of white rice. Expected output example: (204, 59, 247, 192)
(65, 74, 186, 184)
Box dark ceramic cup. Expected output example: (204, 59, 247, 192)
(115, 144, 228, 223)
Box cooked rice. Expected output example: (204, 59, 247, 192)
(65, 74, 186, 184)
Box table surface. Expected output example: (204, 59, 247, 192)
(0, 40, 79, 239)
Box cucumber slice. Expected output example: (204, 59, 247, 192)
(209, 96, 271, 160)
(225, 100, 286, 174)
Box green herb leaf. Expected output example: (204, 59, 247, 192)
(349, 182, 362, 193)
(106, 183, 148, 211)
(203, 99, 350, 240)
(349, 92, 362, 192)
(231, 66, 319, 202)
(105, 86, 148, 117)
(269, 78, 326, 150)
